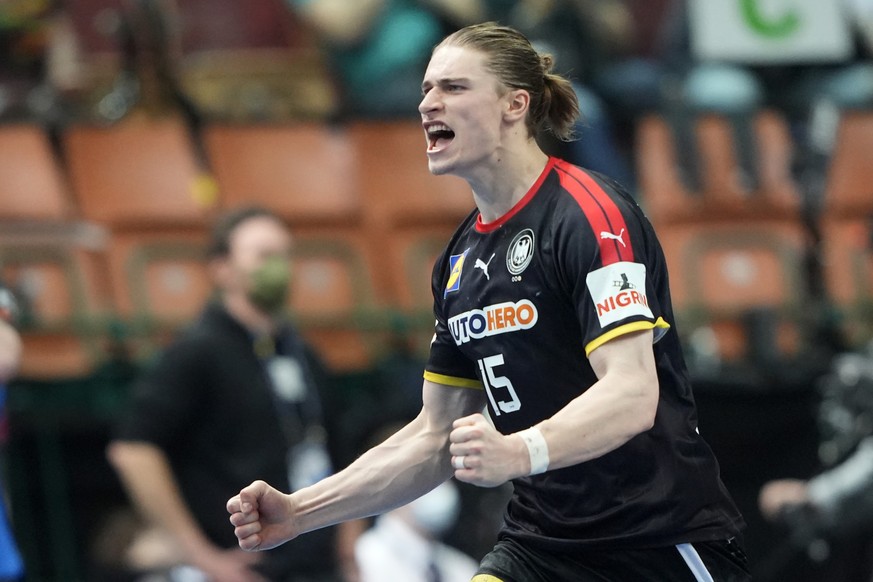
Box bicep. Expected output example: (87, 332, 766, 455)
(421, 379, 486, 428)
(371, 380, 486, 451)
(588, 329, 657, 388)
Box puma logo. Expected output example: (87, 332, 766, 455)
(600, 228, 626, 248)
(475, 253, 496, 280)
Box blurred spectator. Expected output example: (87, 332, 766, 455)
(502, 0, 656, 190)
(286, 0, 475, 118)
(0, 282, 23, 582)
(0, 0, 84, 124)
(91, 0, 194, 122)
(89, 0, 340, 124)
(758, 344, 873, 582)
(107, 207, 356, 582)
(498, 1, 663, 123)
(288, 0, 651, 187)
(354, 480, 479, 582)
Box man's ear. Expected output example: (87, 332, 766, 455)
(503, 88, 530, 124)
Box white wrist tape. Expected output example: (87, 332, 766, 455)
(518, 427, 549, 475)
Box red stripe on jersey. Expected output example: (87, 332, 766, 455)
(554, 159, 634, 265)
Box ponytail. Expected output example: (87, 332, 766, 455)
(540, 57, 580, 141)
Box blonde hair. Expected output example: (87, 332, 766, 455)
(435, 22, 580, 141)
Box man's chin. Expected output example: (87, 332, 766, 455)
(427, 159, 452, 176)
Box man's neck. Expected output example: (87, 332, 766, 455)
(222, 294, 277, 337)
(469, 145, 549, 224)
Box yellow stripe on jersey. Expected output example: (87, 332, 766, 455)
(471, 576, 505, 582)
(585, 317, 671, 357)
(423, 371, 484, 389)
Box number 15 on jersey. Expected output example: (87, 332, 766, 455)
(477, 354, 522, 415)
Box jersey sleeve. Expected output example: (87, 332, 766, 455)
(424, 248, 483, 389)
(552, 166, 670, 357)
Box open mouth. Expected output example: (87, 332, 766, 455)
(426, 123, 455, 151)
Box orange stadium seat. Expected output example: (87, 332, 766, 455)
(658, 221, 809, 364)
(63, 116, 218, 357)
(383, 226, 456, 359)
(105, 228, 388, 372)
(98, 229, 211, 361)
(819, 111, 873, 345)
(0, 125, 74, 221)
(288, 232, 389, 372)
(348, 120, 474, 327)
(821, 219, 873, 346)
(204, 123, 362, 226)
(104, 231, 210, 322)
(348, 120, 475, 228)
(0, 228, 113, 379)
(102, 232, 212, 359)
(823, 111, 873, 219)
(636, 110, 812, 370)
(387, 228, 454, 314)
(64, 115, 217, 229)
(0, 124, 114, 378)
(205, 122, 394, 370)
(637, 111, 801, 227)
(99, 228, 390, 371)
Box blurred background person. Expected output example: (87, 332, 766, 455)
(498, 0, 654, 192)
(757, 344, 873, 582)
(107, 206, 356, 582)
(273, 0, 650, 187)
(0, 281, 23, 582)
(355, 479, 478, 582)
(0, 0, 84, 125)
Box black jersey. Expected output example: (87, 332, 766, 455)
(424, 157, 744, 550)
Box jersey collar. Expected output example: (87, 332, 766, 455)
(475, 157, 556, 233)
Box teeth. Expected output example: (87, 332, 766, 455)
(427, 124, 451, 135)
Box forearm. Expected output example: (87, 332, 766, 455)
(523, 331, 659, 473)
(809, 437, 873, 512)
(107, 441, 216, 559)
(532, 371, 656, 471)
(293, 411, 454, 534)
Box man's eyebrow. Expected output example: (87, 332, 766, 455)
(422, 77, 470, 90)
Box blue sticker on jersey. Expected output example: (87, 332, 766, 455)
(444, 249, 469, 298)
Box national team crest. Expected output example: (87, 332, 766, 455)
(444, 249, 470, 298)
(506, 229, 535, 275)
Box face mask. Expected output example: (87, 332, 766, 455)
(409, 481, 461, 537)
(247, 256, 292, 314)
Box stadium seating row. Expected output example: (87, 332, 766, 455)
(637, 110, 873, 371)
(0, 116, 472, 378)
(0, 111, 871, 380)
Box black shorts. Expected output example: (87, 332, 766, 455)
(474, 536, 751, 582)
